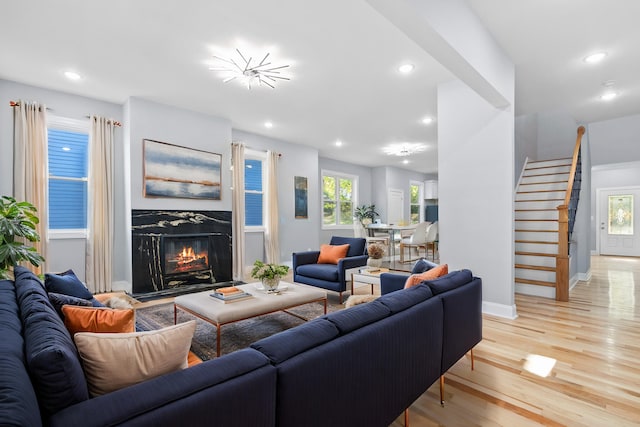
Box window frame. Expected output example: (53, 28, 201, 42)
(321, 169, 359, 230)
(244, 149, 267, 232)
(409, 181, 424, 224)
(47, 115, 90, 240)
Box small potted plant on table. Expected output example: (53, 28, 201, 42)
(251, 260, 290, 292)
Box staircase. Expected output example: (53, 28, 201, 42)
(515, 158, 571, 298)
(515, 127, 585, 301)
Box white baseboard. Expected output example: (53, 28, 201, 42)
(111, 280, 131, 293)
(482, 301, 518, 319)
(515, 283, 556, 299)
(575, 269, 592, 283)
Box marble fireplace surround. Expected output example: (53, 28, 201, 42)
(131, 209, 232, 297)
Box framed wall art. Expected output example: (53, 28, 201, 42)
(294, 176, 308, 219)
(143, 139, 221, 200)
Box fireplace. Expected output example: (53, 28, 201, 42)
(131, 210, 232, 296)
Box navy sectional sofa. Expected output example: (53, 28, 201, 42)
(0, 265, 481, 426)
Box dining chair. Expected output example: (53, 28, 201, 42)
(399, 221, 430, 263)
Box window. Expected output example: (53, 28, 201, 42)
(409, 182, 423, 224)
(245, 151, 266, 228)
(322, 171, 357, 227)
(47, 116, 89, 235)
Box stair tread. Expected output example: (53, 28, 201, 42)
(520, 181, 567, 185)
(515, 264, 556, 272)
(515, 278, 556, 287)
(515, 240, 558, 244)
(527, 158, 572, 164)
(515, 198, 564, 202)
(515, 219, 558, 222)
(515, 251, 557, 257)
(523, 172, 570, 177)
(517, 190, 566, 194)
(515, 209, 557, 211)
(515, 229, 559, 232)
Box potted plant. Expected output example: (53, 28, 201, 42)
(355, 204, 379, 225)
(0, 196, 45, 279)
(250, 260, 290, 292)
(366, 243, 385, 268)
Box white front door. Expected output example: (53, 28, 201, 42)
(598, 187, 640, 256)
(387, 188, 404, 225)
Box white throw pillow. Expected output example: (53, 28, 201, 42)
(74, 320, 196, 396)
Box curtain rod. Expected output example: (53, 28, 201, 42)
(85, 115, 122, 127)
(9, 100, 50, 111)
(10, 101, 121, 127)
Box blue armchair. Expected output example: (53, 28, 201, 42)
(292, 236, 368, 303)
(379, 258, 438, 295)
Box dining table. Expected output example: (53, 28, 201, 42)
(365, 223, 417, 261)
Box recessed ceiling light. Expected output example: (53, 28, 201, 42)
(584, 52, 607, 64)
(402, 159, 409, 165)
(422, 116, 434, 125)
(398, 63, 414, 74)
(264, 121, 273, 128)
(64, 71, 82, 81)
(600, 91, 618, 101)
(335, 140, 343, 147)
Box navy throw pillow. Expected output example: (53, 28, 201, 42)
(45, 269, 93, 300)
(411, 258, 438, 274)
(48, 292, 93, 320)
(423, 269, 473, 295)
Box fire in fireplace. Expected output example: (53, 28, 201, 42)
(162, 234, 211, 277)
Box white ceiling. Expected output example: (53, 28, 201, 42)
(1, 1, 639, 174)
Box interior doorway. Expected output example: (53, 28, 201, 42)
(597, 187, 640, 256)
(387, 188, 404, 225)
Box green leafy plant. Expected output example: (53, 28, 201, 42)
(354, 204, 379, 225)
(0, 196, 45, 279)
(250, 260, 289, 280)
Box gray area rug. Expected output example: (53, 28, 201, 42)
(135, 296, 343, 361)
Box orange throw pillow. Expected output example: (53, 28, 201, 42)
(404, 264, 449, 289)
(317, 244, 350, 264)
(62, 306, 135, 335)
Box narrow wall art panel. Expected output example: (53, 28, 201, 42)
(143, 139, 221, 200)
(295, 176, 308, 219)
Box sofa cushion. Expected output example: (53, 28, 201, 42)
(330, 236, 366, 257)
(13, 266, 89, 417)
(296, 263, 339, 282)
(317, 244, 350, 264)
(62, 306, 135, 335)
(251, 318, 339, 364)
(404, 264, 448, 288)
(74, 320, 196, 397)
(324, 300, 390, 334)
(45, 269, 93, 300)
(48, 292, 93, 319)
(423, 269, 474, 295)
(411, 258, 439, 274)
(377, 284, 434, 314)
(0, 280, 42, 427)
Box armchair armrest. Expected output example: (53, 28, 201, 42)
(338, 255, 368, 283)
(292, 251, 320, 269)
(380, 272, 410, 295)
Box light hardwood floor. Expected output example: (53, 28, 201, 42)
(393, 255, 640, 427)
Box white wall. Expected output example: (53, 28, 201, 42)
(0, 79, 123, 281)
(514, 113, 538, 184)
(438, 79, 515, 318)
(589, 114, 640, 166)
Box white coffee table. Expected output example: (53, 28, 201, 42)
(350, 268, 389, 295)
(173, 282, 327, 356)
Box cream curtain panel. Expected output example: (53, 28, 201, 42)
(231, 143, 246, 280)
(264, 151, 280, 264)
(13, 100, 48, 275)
(85, 116, 116, 293)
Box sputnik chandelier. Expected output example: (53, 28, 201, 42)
(210, 48, 290, 89)
(383, 142, 428, 157)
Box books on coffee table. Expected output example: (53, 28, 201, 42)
(210, 286, 253, 303)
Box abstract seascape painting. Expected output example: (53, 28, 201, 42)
(294, 176, 308, 219)
(143, 139, 221, 200)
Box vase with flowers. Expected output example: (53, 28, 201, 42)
(366, 243, 385, 268)
(250, 260, 290, 292)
